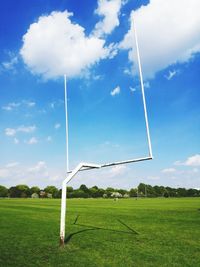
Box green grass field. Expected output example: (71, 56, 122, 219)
(0, 198, 200, 267)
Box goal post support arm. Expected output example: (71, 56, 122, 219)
(60, 162, 100, 246)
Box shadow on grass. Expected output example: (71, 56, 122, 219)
(64, 215, 139, 244)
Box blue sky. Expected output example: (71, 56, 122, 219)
(0, 0, 200, 189)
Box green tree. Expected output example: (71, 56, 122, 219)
(138, 183, 146, 195)
(0, 185, 8, 197)
(129, 188, 137, 197)
(16, 185, 30, 198)
(30, 186, 40, 195)
(79, 184, 89, 193)
(44, 186, 59, 198)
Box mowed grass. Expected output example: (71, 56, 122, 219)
(0, 198, 200, 267)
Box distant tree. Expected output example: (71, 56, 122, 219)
(105, 187, 115, 197)
(44, 186, 59, 198)
(67, 186, 73, 193)
(177, 187, 187, 197)
(138, 183, 146, 195)
(79, 184, 89, 193)
(30, 186, 40, 195)
(187, 188, 199, 197)
(9, 185, 30, 198)
(129, 188, 137, 197)
(118, 189, 128, 196)
(89, 187, 104, 198)
(0, 185, 8, 197)
(71, 190, 89, 198)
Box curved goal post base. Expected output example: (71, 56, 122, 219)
(59, 157, 152, 246)
(60, 162, 101, 246)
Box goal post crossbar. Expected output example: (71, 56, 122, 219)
(67, 156, 153, 174)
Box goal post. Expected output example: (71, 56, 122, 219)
(59, 17, 153, 246)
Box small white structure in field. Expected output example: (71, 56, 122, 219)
(111, 192, 122, 198)
(31, 193, 39, 198)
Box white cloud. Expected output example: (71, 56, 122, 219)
(108, 165, 127, 177)
(25, 137, 38, 145)
(110, 86, 120, 96)
(54, 123, 61, 129)
(5, 128, 16, 136)
(4, 125, 36, 138)
(6, 162, 20, 168)
(162, 168, 176, 173)
(93, 0, 123, 37)
(17, 125, 36, 133)
(129, 86, 136, 93)
(0, 168, 9, 178)
(120, 0, 200, 78)
(124, 68, 132, 76)
(28, 161, 47, 173)
(2, 100, 35, 111)
(2, 102, 21, 111)
(2, 55, 18, 71)
(165, 69, 178, 80)
(20, 11, 112, 79)
(24, 100, 36, 107)
(174, 154, 200, 167)
(185, 154, 200, 167)
(5, 125, 36, 137)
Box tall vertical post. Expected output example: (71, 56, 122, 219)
(60, 75, 69, 246)
(64, 74, 69, 172)
(60, 182, 67, 246)
(133, 19, 153, 158)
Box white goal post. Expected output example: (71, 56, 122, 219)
(59, 18, 153, 246)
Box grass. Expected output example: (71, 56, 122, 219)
(0, 197, 200, 267)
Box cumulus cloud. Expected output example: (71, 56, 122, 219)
(165, 69, 178, 80)
(2, 100, 36, 111)
(110, 86, 120, 96)
(54, 123, 61, 129)
(174, 154, 200, 167)
(25, 137, 38, 145)
(120, 0, 200, 78)
(5, 125, 36, 137)
(93, 0, 123, 37)
(184, 154, 200, 167)
(20, 11, 113, 79)
(2, 102, 21, 111)
(1, 54, 18, 72)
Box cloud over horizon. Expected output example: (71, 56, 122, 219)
(20, 11, 112, 79)
(120, 0, 200, 78)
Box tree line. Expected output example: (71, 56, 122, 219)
(0, 183, 199, 198)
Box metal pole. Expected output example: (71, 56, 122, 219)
(133, 19, 153, 158)
(64, 74, 69, 172)
(60, 182, 67, 246)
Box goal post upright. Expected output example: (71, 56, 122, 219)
(133, 18, 153, 158)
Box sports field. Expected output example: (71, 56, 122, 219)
(0, 198, 199, 267)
